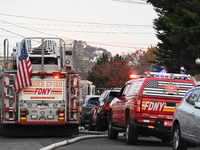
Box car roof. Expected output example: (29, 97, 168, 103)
(102, 89, 121, 92)
(126, 77, 195, 84)
(84, 95, 100, 103)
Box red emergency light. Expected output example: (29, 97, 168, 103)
(130, 74, 138, 79)
(53, 75, 60, 79)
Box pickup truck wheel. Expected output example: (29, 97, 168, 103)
(125, 118, 138, 145)
(108, 118, 118, 139)
(172, 124, 188, 150)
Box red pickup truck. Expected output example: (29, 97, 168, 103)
(108, 72, 195, 145)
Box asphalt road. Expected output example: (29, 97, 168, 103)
(0, 129, 199, 150)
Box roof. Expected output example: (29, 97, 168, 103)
(84, 95, 100, 103)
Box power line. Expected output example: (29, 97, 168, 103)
(0, 27, 24, 38)
(0, 20, 157, 49)
(0, 13, 152, 28)
(0, 19, 155, 35)
(0, 22, 152, 28)
(0, 19, 73, 40)
(112, 0, 149, 5)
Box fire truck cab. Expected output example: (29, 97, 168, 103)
(0, 37, 80, 136)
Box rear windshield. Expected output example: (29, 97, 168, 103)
(142, 80, 194, 98)
(107, 91, 120, 103)
(88, 98, 99, 105)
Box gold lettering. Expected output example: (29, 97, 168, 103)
(31, 81, 45, 87)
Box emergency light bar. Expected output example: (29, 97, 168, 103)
(145, 71, 191, 80)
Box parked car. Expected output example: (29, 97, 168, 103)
(79, 95, 100, 127)
(172, 85, 200, 150)
(88, 89, 120, 131)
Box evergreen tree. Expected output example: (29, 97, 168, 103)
(147, 0, 200, 75)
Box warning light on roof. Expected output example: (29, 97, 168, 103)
(130, 74, 138, 79)
(53, 75, 60, 79)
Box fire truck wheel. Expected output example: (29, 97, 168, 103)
(125, 118, 138, 145)
(108, 117, 118, 139)
(172, 124, 188, 150)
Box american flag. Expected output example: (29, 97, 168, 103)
(14, 41, 33, 93)
(143, 80, 194, 98)
(145, 80, 158, 88)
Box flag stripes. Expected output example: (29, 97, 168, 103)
(14, 41, 32, 93)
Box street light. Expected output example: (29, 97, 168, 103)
(195, 58, 200, 65)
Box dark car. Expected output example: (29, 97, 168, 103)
(172, 85, 200, 150)
(88, 89, 120, 131)
(79, 95, 100, 127)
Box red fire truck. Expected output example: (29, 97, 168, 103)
(108, 72, 195, 144)
(0, 37, 81, 136)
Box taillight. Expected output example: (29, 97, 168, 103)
(66, 67, 71, 71)
(20, 108, 28, 121)
(103, 103, 110, 111)
(58, 113, 65, 117)
(135, 99, 141, 112)
(57, 108, 65, 121)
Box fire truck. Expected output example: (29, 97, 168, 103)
(79, 80, 96, 103)
(0, 37, 81, 136)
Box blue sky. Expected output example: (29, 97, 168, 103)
(0, 0, 158, 55)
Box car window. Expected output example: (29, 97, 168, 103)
(99, 91, 108, 101)
(126, 80, 143, 96)
(184, 90, 193, 100)
(88, 98, 99, 105)
(103, 94, 109, 103)
(107, 96, 116, 103)
(121, 83, 131, 96)
(99, 91, 109, 102)
(186, 89, 200, 105)
(107, 91, 120, 103)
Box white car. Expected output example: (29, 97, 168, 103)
(172, 85, 200, 150)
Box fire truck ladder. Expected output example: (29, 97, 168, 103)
(3, 74, 16, 122)
(67, 74, 80, 121)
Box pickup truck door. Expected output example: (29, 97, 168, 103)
(110, 83, 131, 126)
(110, 97, 125, 125)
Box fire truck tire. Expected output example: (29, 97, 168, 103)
(108, 117, 118, 139)
(125, 118, 138, 145)
(0, 124, 3, 136)
(172, 124, 188, 150)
